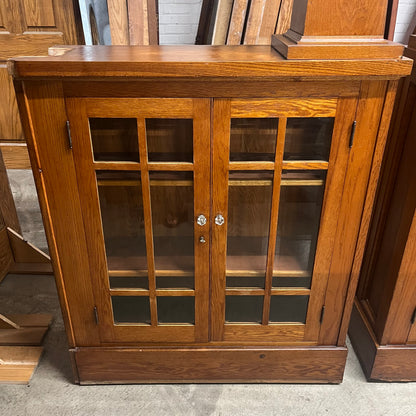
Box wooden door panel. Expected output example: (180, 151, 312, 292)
(66, 97, 211, 345)
(23, 0, 56, 28)
(211, 96, 357, 344)
(0, 66, 23, 141)
(0, 0, 81, 145)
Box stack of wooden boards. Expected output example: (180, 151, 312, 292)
(196, 0, 293, 45)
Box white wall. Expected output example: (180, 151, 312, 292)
(394, 0, 416, 44)
(158, 0, 203, 44)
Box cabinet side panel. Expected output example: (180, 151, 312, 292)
(319, 80, 387, 345)
(19, 81, 100, 347)
(338, 80, 399, 345)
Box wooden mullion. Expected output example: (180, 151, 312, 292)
(262, 117, 286, 325)
(282, 161, 329, 170)
(229, 162, 275, 170)
(155, 289, 195, 297)
(148, 162, 194, 171)
(93, 162, 141, 171)
(110, 289, 150, 296)
(137, 118, 158, 327)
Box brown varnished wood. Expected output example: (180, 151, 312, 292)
(271, 0, 403, 59)
(303, 96, 358, 342)
(0, 228, 13, 283)
(0, 150, 20, 233)
(137, 117, 158, 327)
(262, 118, 286, 325)
(193, 99, 211, 342)
(20, 81, 99, 347)
(0, 0, 82, 152)
(230, 98, 337, 118)
(63, 80, 361, 99)
(10, 46, 412, 81)
(0, 143, 31, 169)
(11, 44, 409, 383)
(338, 80, 398, 345)
(211, 99, 230, 341)
(319, 81, 387, 346)
(74, 346, 347, 384)
(67, 97, 211, 344)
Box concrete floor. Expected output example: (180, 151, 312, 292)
(1, 169, 416, 415)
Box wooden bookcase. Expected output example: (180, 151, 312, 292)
(10, 45, 411, 383)
(349, 33, 416, 382)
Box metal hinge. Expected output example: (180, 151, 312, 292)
(411, 307, 416, 324)
(66, 120, 73, 149)
(349, 120, 357, 148)
(320, 305, 325, 324)
(93, 306, 99, 325)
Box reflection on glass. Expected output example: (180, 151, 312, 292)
(89, 118, 139, 162)
(269, 296, 309, 323)
(150, 172, 194, 277)
(157, 296, 194, 324)
(225, 296, 263, 323)
(156, 276, 194, 289)
(284, 118, 334, 161)
(111, 296, 150, 324)
(110, 276, 148, 289)
(97, 171, 147, 272)
(227, 171, 272, 274)
(226, 276, 264, 288)
(273, 170, 326, 288)
(146, 119, 193, 162)
(230, 118, 278, 161)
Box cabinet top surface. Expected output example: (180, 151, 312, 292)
(9, 45, 412, 81)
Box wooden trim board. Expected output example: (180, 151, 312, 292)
(73, 346, 347, 384)
(0, 346, 43, 384)
(349, 300, 416, 381)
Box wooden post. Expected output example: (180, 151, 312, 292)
(272, 0, 405, 59)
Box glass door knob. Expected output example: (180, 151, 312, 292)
(215, 214, 225, 226)
(197, 214, 207, 226)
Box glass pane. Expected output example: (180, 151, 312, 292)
(111, 296, 150, 324)
(227, 171, 273, 274)
(226, 276, 264, 288)
(156, 276, 194, 289)
(273, 170, 326, 288)
(272, 276, 311, 288)
(146, 119, 193, 162)
(89, 118, 139, 162)
(269, 296, 309, 323)
(97, 171, 147, 272)
(225, 296, 263, 323)
(284, 118, 334, 161)
(157, 296, 194, 324)
(110, 276, 148, 289)
(230, 118, 278, 161)
(150, 172, 194, 279)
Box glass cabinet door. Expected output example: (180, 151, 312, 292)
(66, 98, 210, 343)
(212, 98, 356, 343)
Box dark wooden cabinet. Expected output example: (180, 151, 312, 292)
(11, 45, 411, 383)
(349, 34, 416, 382)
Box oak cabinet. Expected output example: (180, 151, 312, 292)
(11, 45, 411, 383)
(349, 34, 416, 382)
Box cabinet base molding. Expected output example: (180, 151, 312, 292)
(349, 301, 416, 382)
(71, 345, 347, 384)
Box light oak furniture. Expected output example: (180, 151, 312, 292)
(0, 0, 83, 169)
(9, 43, 411, 384)
(0, 150, 52, 384)
(349, 32, 416, 382)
